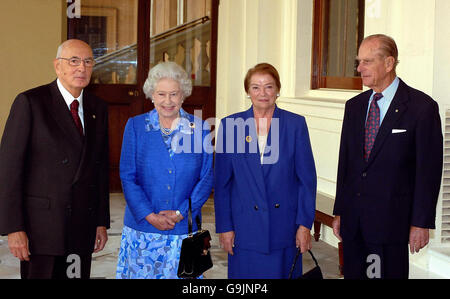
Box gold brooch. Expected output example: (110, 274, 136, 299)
(246, 136, 252, 143)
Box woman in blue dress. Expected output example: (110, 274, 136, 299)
(116, 61, 214, 279)
(214, 63, 317, 278)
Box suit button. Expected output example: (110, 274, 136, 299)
(275, 204, 280, 208)
(362, 172, 367, 178)
(62, 158, 69, 164)
(254, 205, 259, 211)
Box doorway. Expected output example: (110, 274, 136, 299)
(68, 0, 218, 192)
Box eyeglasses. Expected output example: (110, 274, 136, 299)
(57, 57, 96, 67)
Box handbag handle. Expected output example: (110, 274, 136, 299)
(288, 249, 319, 279)
(187, 198, 202, 235)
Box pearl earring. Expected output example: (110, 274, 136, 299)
(276, 93, 280, 97)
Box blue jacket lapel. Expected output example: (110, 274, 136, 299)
(261, 106, 281, 169)
(240, 106, 267, 201)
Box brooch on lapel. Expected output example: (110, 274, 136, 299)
(178, 118, 194, 135)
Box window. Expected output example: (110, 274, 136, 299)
(311, 0, 365, 90)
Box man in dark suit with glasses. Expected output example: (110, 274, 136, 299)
(0, 39, 110, 279)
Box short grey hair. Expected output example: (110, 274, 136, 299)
(56, 44, 64, 58)
(55, 39, 93, 58)
(143, 61, 192, 100)
(362, 34, 400, 70)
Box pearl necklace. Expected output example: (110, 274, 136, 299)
(159, 122, 173, 135)
(158, 113, 180, 136)
(159, 116, 180, 135)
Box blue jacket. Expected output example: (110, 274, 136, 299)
(214, 106, 317, 254)
(120, 109, 214, 235)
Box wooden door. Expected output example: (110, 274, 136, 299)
(68, 0, 218, 192)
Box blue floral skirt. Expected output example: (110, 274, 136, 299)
(116, 226, 197, 279)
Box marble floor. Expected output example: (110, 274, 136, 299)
(0, 193, 441, 279)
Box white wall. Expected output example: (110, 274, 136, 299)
(216, 0, 283, 121)
(433, 0, 450, 108)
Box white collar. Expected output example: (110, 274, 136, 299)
(56, 78, 84, 112)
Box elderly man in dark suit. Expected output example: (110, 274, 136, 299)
(0, 39, 110, 279)
(332, 34, 443, 279)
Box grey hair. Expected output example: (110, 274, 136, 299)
(143, 61, 192, 100)
(56, 44, 64, 58)
(55, 39, 93, 59)
(362, 34, 400, 70)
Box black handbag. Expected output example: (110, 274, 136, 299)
(177, 198, 213, 278)
(288, 249, 323, 279)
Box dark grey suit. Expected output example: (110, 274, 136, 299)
(0, 80, 110, 277)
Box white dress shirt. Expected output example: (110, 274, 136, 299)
(57, 78, 85, 132)
(365, 76, 400, 125)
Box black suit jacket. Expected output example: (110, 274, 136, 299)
(333, 79, 443, 244)
(0, 80, 110, 255)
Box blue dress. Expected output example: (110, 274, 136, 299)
(116, 226, 189, 279)
(116, 108, 214, 279)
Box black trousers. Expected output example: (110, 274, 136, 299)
(343, 227, 409, 279)
(20, 254, 92, 279)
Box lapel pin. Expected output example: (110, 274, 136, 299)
(246, 136, 252, 143)
(189, 122, 195, 129)
(395, 109, 399, 113)
(92, 114, 96, 119)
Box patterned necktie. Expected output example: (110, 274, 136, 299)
(70, 99, 84, 136)
(364, 93, 383, 161)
